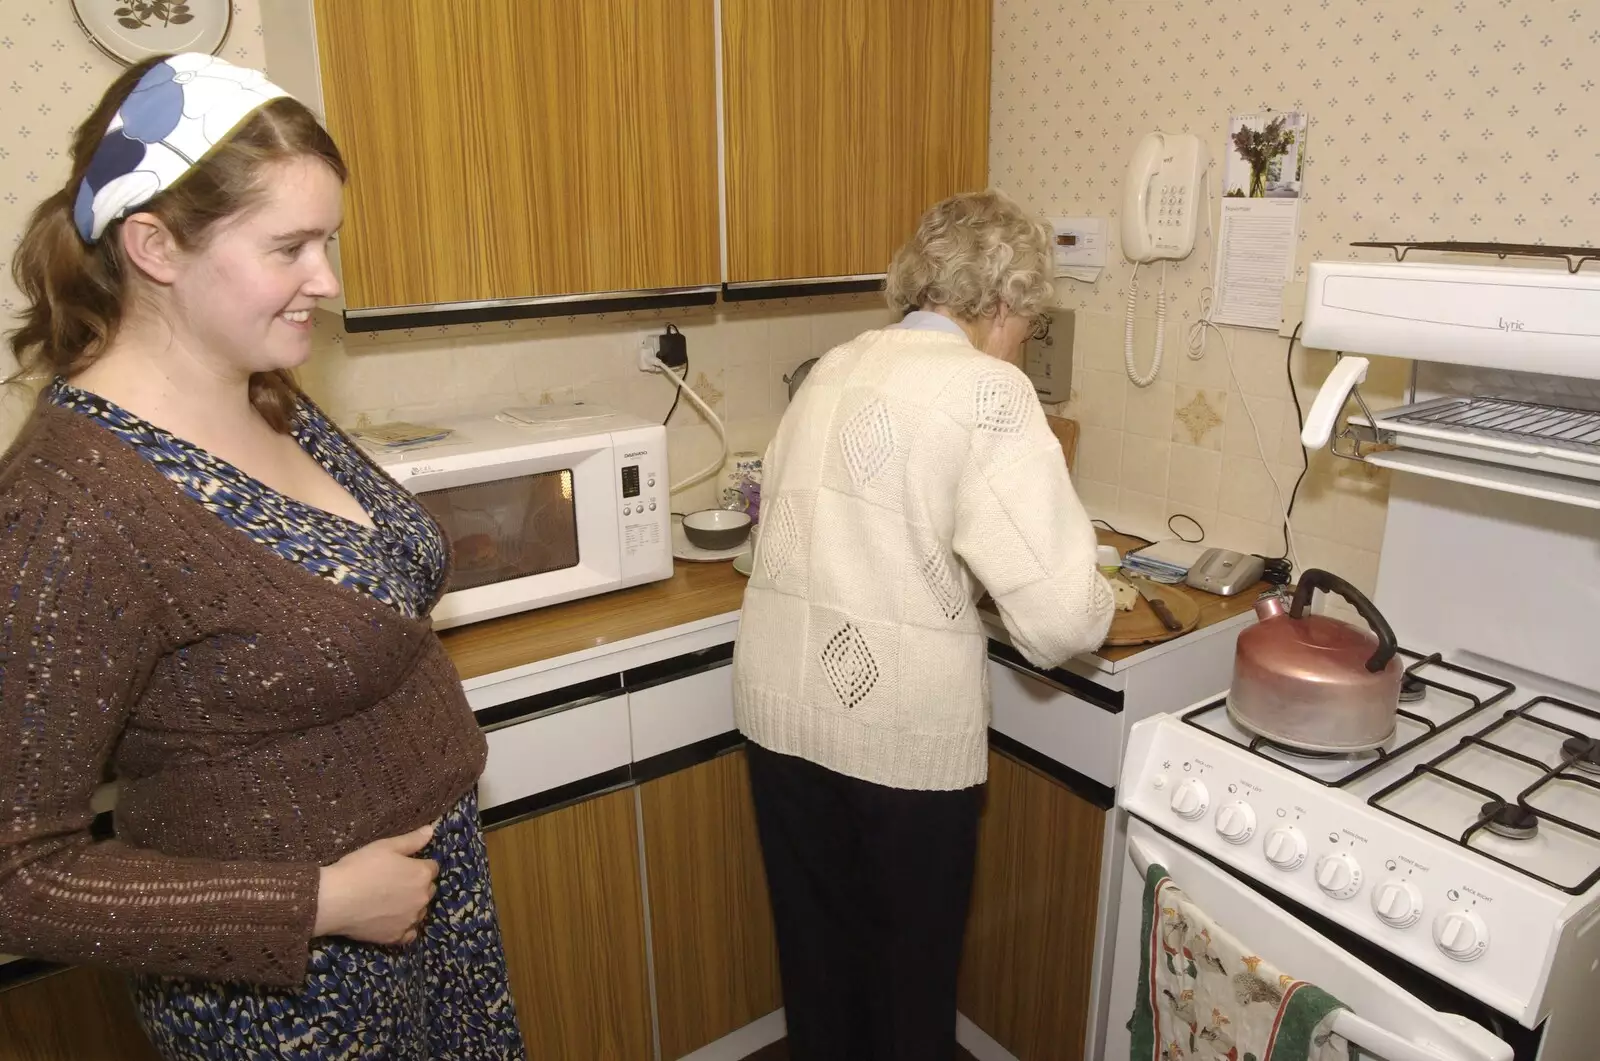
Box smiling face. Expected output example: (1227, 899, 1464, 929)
(163, 155, 343, 377)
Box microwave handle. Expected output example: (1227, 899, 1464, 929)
(1126, 837, 1510, 1061)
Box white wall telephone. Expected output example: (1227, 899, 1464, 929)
(1121, 132, 1206, 386)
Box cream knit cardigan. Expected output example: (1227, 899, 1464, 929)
(732, 327, 1116, 791)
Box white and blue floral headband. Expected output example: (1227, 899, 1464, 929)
(74, 53, 290, 244)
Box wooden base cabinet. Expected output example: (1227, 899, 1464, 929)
(485, 788, 655, 1061)
(639, 748, 783, 1060)
(0, 966, 159, 1061)
(958, 750, 1107, 1061)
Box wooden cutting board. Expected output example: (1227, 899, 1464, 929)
(1044, 413, 1079, 474)
(1104, 578, 1203, 646)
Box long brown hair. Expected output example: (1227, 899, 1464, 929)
(6, 55, 348, 432)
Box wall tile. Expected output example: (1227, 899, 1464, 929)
(1167, 444, 1223, 511)
(1075, 477, 1118, 517)
(1173, 387, 1227, 451)
(1076, 423, 1124, 486)
(1219, 457, 1281, 526)
(1068, 367, 1129, 430)
(1125, 380, 1176, 440)
(1119, 434, 1172, 497)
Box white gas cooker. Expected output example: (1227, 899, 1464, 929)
(1120, 645, 1600, 1031)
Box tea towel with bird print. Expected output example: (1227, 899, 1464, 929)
(1128, 862, 1354, 1061)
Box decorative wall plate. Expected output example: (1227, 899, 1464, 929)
(71, 1, 232, 67)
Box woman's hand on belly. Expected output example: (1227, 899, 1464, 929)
(313, 821, 440, 945)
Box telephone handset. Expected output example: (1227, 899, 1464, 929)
(1121, 132, 1205, 263)
(1121, 132, 1207, 387)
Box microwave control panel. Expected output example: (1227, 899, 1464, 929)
(614, 425, 672, 579)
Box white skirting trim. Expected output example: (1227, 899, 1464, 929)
(956, 1013, 1021, 1061)
(674, 1008, 786, 1061)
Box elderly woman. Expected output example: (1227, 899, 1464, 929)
(732, 190, 1115, 1060)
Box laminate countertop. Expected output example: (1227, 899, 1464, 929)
(437, 531, 1267, 681)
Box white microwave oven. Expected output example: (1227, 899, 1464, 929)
(370, 407, 674, 630)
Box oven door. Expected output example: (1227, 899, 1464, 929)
(400, 445, 623, 628)
(1105, 817, 1523, 1061)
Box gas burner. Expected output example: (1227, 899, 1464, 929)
(1398, 673, 1429, 704)
(1560, 736, 1600, 776)
(1479, 800, 1539, 841)
(1270, 743, 1368, 763)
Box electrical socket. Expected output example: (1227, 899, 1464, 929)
(637, 335, 662, 372)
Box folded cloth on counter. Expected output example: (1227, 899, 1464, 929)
(1128, 862, 1351, 1061)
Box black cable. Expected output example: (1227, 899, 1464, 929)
(1167, 513, 1205, 543)
(661, 349, 687, 426)
(1258, 556, 1293, 585)
(1092, 519, 1152, 545)
(1276, 322, 1307, 563)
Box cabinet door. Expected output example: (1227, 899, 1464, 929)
(958, 750, 1106, 1061)
(313, 0, 720, 310)
(485, 789, 654, 1061)
(0, 966, 159, 1061)
(638, 749, 782, 1060)
(721, 0, 992, 284)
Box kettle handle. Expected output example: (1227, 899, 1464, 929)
(1289, 569, 1399, 673)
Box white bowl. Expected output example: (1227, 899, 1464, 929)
(681, 508, 752, 551)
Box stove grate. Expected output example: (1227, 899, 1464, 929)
(1182, 650, 1516, 789)
(1368, 696, 1600, 896)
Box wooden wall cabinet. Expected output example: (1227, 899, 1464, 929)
(264, 0, 992, 319)
(278, 0, 721, 312)
(958, 749, 1107, 1061)
(721, 0, 993, 285)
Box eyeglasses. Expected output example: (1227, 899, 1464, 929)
(1027, 314, 1053, 343)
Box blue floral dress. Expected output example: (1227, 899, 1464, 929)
(49, 380, 527, 1061)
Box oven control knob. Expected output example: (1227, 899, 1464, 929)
(1214, 802, 1257, 844)
(1315, 852, 1364, 899)
(1170, 779, 1210, 821)
(1434, 910, 1489, 961)
(1263, 826, 1307, 870)
(1372, 881, 1423, 928)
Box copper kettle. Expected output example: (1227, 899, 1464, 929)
(1227, 569, 1403, 752)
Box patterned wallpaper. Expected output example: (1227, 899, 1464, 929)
(991, 0, 1599, 591)
(0, 1, 271, 432)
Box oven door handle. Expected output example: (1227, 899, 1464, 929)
(1127, 837, 1502, 1061)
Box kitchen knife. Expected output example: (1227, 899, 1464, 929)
(1129, 576, 1184, 632)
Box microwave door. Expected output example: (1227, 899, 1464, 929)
(1107, 818, 1516, 1061)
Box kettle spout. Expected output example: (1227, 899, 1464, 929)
(1253, 587, 1291, 622)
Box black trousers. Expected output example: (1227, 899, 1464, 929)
(745, 742, 983, 1061)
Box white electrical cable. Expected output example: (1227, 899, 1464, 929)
(1177, 165, 1300, 568)
(1184, 168, 1219, 363)
(1123, 260, 1170, 388)
(1188, 312, 1301, 572)
(651, 355, 729, 495)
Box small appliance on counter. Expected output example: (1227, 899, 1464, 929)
(1184, 547, 1266, 596)
(369, 405, 674, 629)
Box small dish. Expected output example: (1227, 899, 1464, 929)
(681, 508, 752, 551)
(733, 551, 754, 577)
(671, 519, 748, 563)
